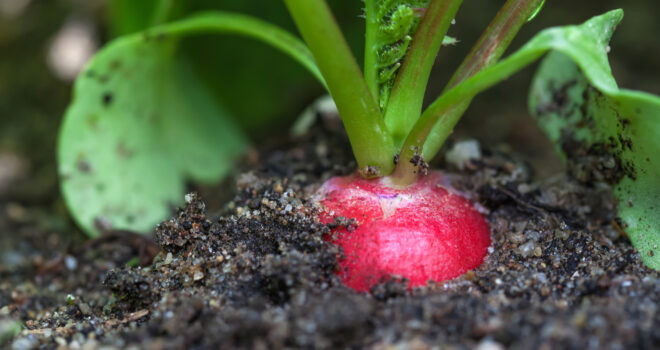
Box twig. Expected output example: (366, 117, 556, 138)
(104, 309, 149, 328)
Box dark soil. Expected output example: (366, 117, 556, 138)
(2, 125, 658, 350)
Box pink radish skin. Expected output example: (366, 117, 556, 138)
(318, 171, 490, 292)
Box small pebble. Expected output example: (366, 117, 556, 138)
(11, 337, 37, 350)
(445, 139, 481, 170)
(65, 255, 78, 270)
(193, 271, 204, 281)
(476, 339, 505, 350)
(518, 241, 536, 257)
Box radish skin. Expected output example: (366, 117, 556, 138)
(318, 171, 490, 292)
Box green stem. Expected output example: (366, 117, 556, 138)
(445, 0, 545, 90)
(153, 12, 327, 87)
(364, 0, 380, 100)
(392, 0, 545, 185)
(399, 53, 549, 183)
(383, 0, 463, 148)
(284, 0, 395, 177)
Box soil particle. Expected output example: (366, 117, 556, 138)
(3, 130, 660, 349)
(560, 131, 634, 185)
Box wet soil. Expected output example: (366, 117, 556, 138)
(2, 126, 658, 350)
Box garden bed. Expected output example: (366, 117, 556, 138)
(2, 127, 658, 349)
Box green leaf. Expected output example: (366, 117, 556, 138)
(58, 43, 245, 236)
(59, 12, 324, 236)
(530, 51, 660, 270)
(395, 8, 660, 269)
(401, 8, 660, 269)
(109, 2, 328, 132)
(400, 10, 625, 164)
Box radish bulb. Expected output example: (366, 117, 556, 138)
(318, 171, 490, 292)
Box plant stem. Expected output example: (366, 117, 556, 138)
(445, 0, 546, 90)
(159, 12, 327, 87)
(284, 0, 395, 177)
(383, 0, 463, 148)
(391, 0, 545, 185)
(364, 0, 380, 100)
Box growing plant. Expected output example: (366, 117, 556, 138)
(59, 1, 660, 291)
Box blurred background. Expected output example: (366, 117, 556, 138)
(0, 0, 658, 238)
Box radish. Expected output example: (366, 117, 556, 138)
(277, 0, 591, 291)
(282, 0, 546, 290)
(61, 0, 637, 284)
(318, 172, 490, 291)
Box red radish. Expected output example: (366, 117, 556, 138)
(318, 171, 490, 292)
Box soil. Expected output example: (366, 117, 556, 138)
(1, 124, 658, 350)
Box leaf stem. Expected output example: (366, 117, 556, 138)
(392, 0, 546, 184)
(445, 0, 546, 90)
(157, 12, 326, 87)
(284, 0, 395, 176)
(383, 0, 463, 148)
(364, 0, 380, 99)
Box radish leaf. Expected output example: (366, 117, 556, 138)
(58, 38, 246, 236)
(397, 10, 624, 178)
(59, 12, 322, 236)
(530, 51, 660, 270)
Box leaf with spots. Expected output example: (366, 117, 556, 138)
(58, 12, 323, 236)
(529, 47, 660, 270)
